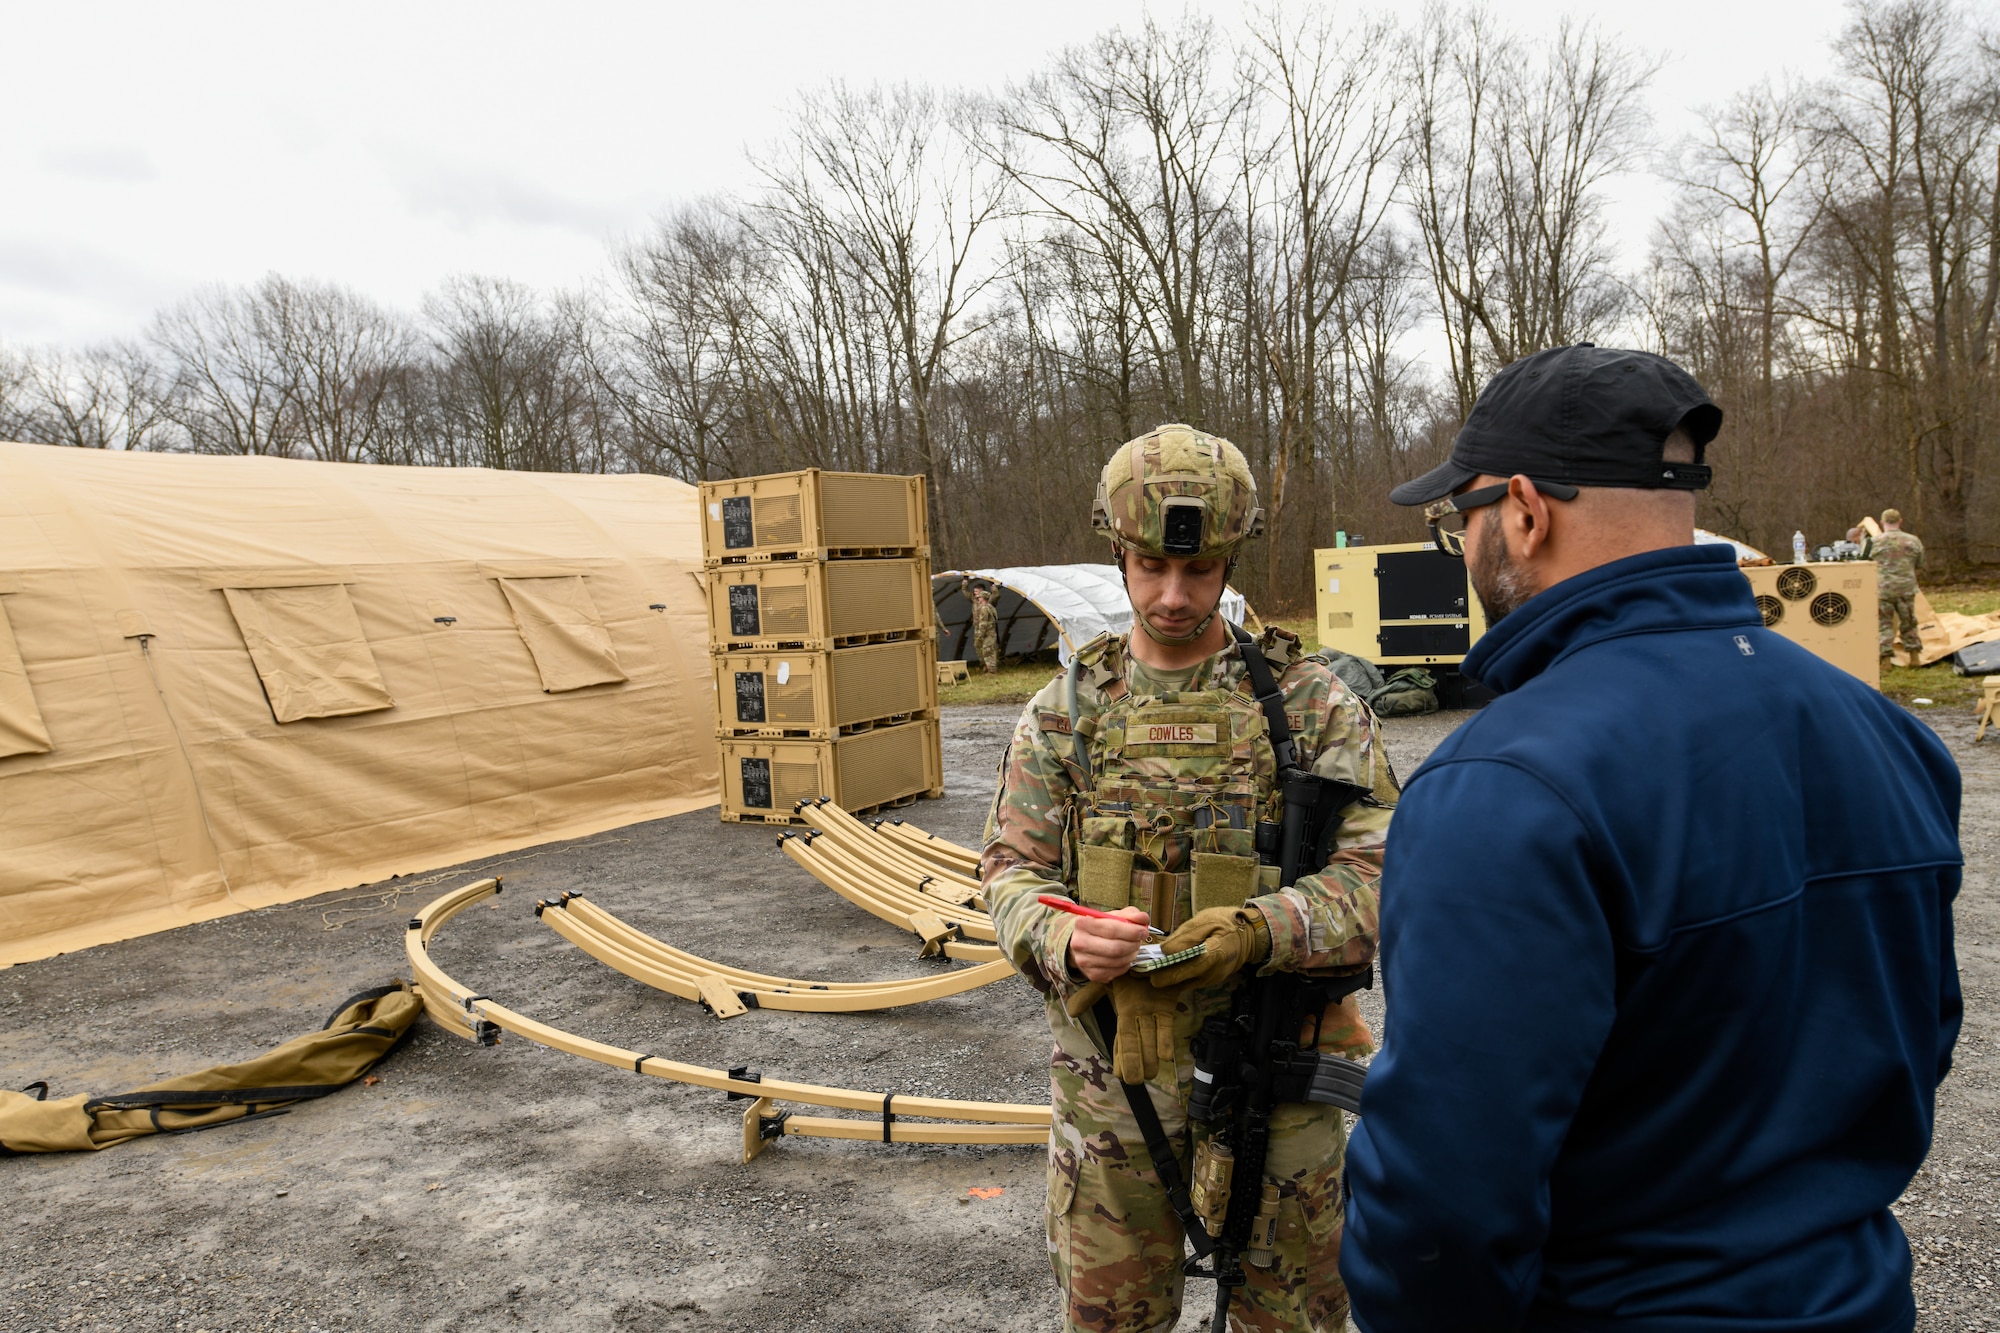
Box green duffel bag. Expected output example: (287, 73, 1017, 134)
(1366, 668, 1440, 717)
(0, 981, 420, 1154)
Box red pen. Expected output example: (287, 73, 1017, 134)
(1038, 894, 1167, 937)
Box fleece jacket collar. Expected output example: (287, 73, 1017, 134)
(1462, 543, 1758, 694)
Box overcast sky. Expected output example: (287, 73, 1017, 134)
(4, 0, 1857, 347)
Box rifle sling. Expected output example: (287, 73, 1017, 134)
(1091, 996, 1215, 1263)
(1229, 624, 1297, 771)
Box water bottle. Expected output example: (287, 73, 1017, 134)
(1792, 531, 1808, 564)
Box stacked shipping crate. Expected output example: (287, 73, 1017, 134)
(699, 470, 945, 822)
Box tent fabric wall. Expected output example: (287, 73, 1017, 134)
(934, 565, 1249, 667)
(0, 593, 54, 758)
(0, 442, 719, 968)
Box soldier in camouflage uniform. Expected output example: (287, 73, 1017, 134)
(1874, 508, 1925, 659)
(980, 425, 1396, 1333)
(972, 584, 1002, 675)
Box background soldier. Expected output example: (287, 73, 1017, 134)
(971, 583, 1002, 675)
(980, 424, 1395, 1333)
(1874, 508, 1925, 660)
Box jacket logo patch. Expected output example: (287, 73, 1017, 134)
(1140, 723, 1217, 744)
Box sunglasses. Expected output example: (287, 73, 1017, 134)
(1422, 479, 1580, 558)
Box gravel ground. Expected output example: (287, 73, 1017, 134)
(0, 702, 1992, 1332)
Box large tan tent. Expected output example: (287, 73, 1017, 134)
(0, 442, 719, 967)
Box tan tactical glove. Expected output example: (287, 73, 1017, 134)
(1146, 906, 1271, 991)
(1064, 975, 1184, 1084)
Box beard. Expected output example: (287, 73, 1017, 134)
(1467, 522, 1538, 626)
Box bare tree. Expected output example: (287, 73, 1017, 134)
(1404, 7, 1653, 408)
(1246, 4, 1403, 602)
(424, 275, 608, 473)
(601, 201, 760, 480)
(15, 342, 166, 450)
(1811, 0, 1998, 566)
(265, 277, 418, 464)
(992, 12, 1248, 427)
(0, 342, 35, 442)
(758, 83, 1007, 561)
(150, 281, 297, 456)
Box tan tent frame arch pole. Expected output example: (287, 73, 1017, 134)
(796, 799, 983, 899)
(871, 818, 982, 877)
(534, 891, 1013, 1018)
(406, 878, 1047, 1159)
(779, 832, 998, 954)
(781, 826, 990, 928)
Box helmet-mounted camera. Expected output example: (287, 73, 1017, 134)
(1159, 498, 1206, 556)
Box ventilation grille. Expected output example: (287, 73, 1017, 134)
(753, 494, 803, 546)
(1810, 592, 1852, 627)
(826, 562, 920, 637)
(832, 643, 927, 723)
(1776, 567, 1817, 601)
(773, 761, 824, 810)
(759, 584, 811, 636)
(837, 725, 926, 810)
(769, 675, 818, 724)
(820, 475, 915, 546)
(1756, 595, 1784, 627)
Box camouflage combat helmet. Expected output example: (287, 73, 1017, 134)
(1091, 424, 1264, 561)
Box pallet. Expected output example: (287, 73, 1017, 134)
(706, 543, 930, 569)
(708, 629, 927, 655)
(715, 708, 939, 742)
(719, 789, 938, 825)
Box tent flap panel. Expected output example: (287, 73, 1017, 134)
(221, 584, 395, 724)
(496, 576, 628, 693)
(0, 598, 52, 759)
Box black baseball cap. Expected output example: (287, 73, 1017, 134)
(1390, 344, 1722, 506)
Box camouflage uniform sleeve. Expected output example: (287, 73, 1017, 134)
(1246, 672, 1397, 977)
(979, 685, 1089, 1003)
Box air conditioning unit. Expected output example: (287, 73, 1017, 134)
(1742, 562, 1879, 688)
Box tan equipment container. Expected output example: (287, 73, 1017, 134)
(719, 718, 944, 823)
(1743, 561, 1879, 688)
(699, 470, 929, 566)
(713, 640, 938, 738)
(706, 557, 931, 651)
(1312, 542, 1487, 668)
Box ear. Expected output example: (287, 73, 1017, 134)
(1509, 475, 1554, 560)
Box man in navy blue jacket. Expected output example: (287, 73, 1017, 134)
(1341, 344, 1962, 1332)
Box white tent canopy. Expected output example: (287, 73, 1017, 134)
(935, 565, 1250, 667)
(1695, 528, 1770, 562)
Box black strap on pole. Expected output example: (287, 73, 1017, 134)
(1092, 996, 1215, 1262)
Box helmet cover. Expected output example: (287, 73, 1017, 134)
(1091, 424, 1264, 560)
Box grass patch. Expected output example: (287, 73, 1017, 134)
(1881, 579, 2000, 713)
(938, 657, 1064, 708)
